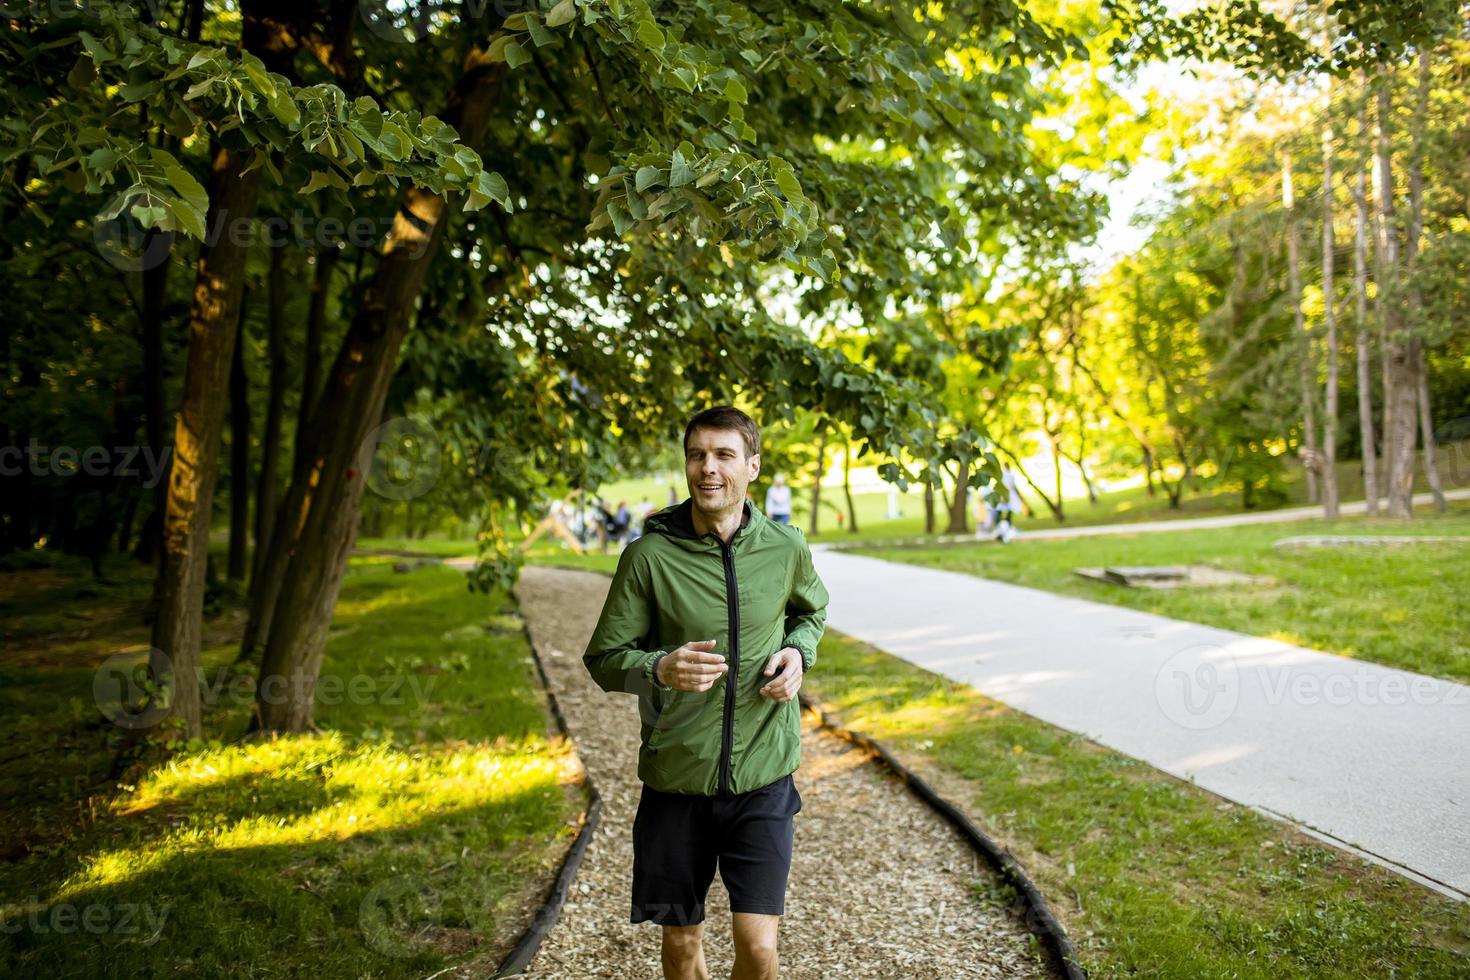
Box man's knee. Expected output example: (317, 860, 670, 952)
(732, 914, 779, 962)
(662, 922, 705, 954)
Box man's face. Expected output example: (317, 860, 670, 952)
(685, 426, 759, 518)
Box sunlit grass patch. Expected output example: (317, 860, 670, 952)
(0, 557, 583, 978)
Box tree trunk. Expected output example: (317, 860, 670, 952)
(1352, 78, 1379, 515)
(842, 436, 860, 534)
(1404, 52, 1444, 514)
(922, 477, 934, 534)
(1376, 84, 1416, 518)
(293, 245, 336, 476)
(1320, 83, 1340, 519)
(149, 144, 262, 739)
(1282, 152, 1320, 505)
(133, 228, 172, 566)
(250, 57, 505, 731)
(807, 430, 826, 537)
(945, 456, 969, 533)
(1414, 340, 1446, 511)
(251, 243, 290, 585)
(227, 288, 252, 582)
(1048, 432, 1065, 521)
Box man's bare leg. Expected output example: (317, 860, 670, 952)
(730, 912, 780, 980)
(661, 922, 711, 980)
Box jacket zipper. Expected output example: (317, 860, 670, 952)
(717, 536, 740, 795)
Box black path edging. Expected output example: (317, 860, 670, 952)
(488, 617, 604, 979)
(506, 562, 1085, 977)
(799, 692, 1088, 980)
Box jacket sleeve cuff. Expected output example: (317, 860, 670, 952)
(784, 639, 813, 672)
(647, 650, 671, 690)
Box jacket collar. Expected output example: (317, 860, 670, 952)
(646, 497, 757, 545)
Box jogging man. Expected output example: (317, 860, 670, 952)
(583, 406, 830, 979)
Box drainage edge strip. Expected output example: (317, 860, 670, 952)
(799, 691, 1088, 980)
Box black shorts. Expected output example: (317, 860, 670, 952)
(630, 774, 802, 926)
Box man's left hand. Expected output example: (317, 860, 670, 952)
(759, 647, 804, 703)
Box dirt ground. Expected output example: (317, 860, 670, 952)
(511, 564, 1047, 979)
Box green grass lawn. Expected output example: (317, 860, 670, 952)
(802, 629, 1470, 978)
(0, 551, 582, 978)
(354, 534, 482, 557)
(854, 502, 1470, 686)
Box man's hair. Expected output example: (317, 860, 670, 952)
(683, 406, 761, 459)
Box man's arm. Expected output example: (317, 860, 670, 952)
(780, 537, 829, 673)
(583, 546, 667, 695)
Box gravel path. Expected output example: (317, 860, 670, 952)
(512, 564, 1048, 979)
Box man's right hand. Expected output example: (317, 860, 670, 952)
(657, 639, 728, 692)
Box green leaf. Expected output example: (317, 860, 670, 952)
(239, 51, 276, 98)
(545, 0, 576, 27)
(607, 200, 633, 236)
(636, 19, 665, 50)
(503, 40, 532, 69)
(339, 129, 365, 162)
(476, 170, 510, 207)
(162, 197, 206, 240)
(669, 147, 694, 188)
(300, 170, 349, 194)
(151, 148, 209, 214)
(635, 165, 661, 192)
(85, 147, 119, 173)
(130, 203, 167, 229)
(724, 77, 747, 103)
(526, 14, 555, 47)
(67, 57, 96, 90)
(769, 155, 804, 202)
(268, 89, 300, 128)
(376, 123, 409, 160)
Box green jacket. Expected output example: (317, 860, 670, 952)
(582, 497, 829, 796)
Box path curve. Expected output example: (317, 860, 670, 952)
(823, 488, 1470, 550)
(511, 565, 1048, 979)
